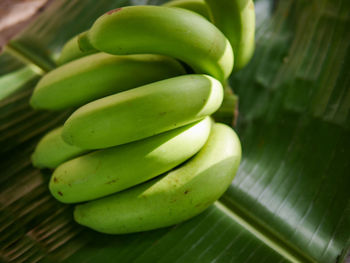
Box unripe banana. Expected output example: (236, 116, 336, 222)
(205, 0, 255, 71)
(50, 117, 211, 203)
(62, 74, 223, 149)
(79, 6, 233, 82)
(57, 32, 97, 65)
(31, 53, 185, 110)
(32, 126, 87, 169)
(163, 0, 210, 20)
(74, 123, 241, 234)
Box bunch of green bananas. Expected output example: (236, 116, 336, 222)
(30, 0, 255, 234)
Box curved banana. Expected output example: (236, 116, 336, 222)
(62, 74, 223, 149)
(74, 123, 241, 234)
(32, 126, 87, 169)
(163, 0, 210, 20)
(31, 53, 185, 110)
(50, 117, 211, 203)
(79, 6, 233, 82)
(205, 0, 255, 71)
(57, 32, 97, 65)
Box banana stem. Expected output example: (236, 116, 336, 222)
(213, 84, 239, 127)
(77, 31, 97, 52)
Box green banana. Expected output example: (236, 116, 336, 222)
(205, 0, 255, 71)
(74, 123, 241, 234)
(163, 0, 210, 20)
(57, 32, 97, 65)
(32, 126, 87, 169)
(79, 6, 233, 82)
(31, 53, 185, 110)
(62, 74, 223, 149)
(50, 117, 211, 203)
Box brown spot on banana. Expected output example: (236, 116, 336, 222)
(106, 8, 122, 15)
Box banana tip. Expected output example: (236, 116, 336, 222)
(29, 96, 37, 108)
(73, 206, 84, 224)
(31, 154, 39, 168)
(77, 31, 96, 53)
(61, 128, 75, 146)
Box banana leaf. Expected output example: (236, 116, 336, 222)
(1, 0, 349, 262)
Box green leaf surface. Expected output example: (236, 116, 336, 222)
(1, 0, 349, 262)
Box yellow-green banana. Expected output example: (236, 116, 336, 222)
(62, 74, 223, 149)
(31, 53, 185, 110)
(74, 123, 241, 234)
(57, 32, 97, 65)
(79, 6, 233, 82)
(205, 0, 255, 71)
(32, 126, 87, 169)
(163, 0, 210, 20)
(50, 117, 211, 203)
